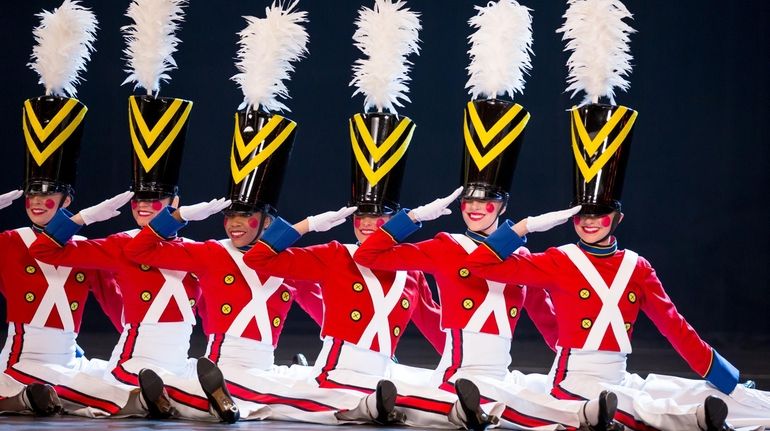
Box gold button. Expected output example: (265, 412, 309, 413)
(224, 274, 235, 285)
(75, 272, 86, 283)
(70, 301, 79, 311)
(393, 326, 401, 337)
(400, 298, 410, 309)
(140, 264, 151, 271)
(221, 304, 232, 315)
(350, 310, 362, 321)
(509, 307, 518, 318)
(190, 273, 199, 281)
(581, 318, 593, 329)
(352, 282, 364, 292)
(24, 292, 35, 302)
(140, 291, 152, 301)
(627, 292, 637, 303)
(25, 265, 36, 274)
(272, 317, 281, 327)
(281, 291, 291, 302)
(625, 322, 632, 331)
(462, 298, 474, 310)
(579, 289, 591, 299)
(189, 299, 196, 307)
(458, 268, 470, 278)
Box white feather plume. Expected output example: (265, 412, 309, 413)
(465, 0, 533, 100)
(29, 0, 98, 98)
(232, 1, 309, 112)
(557, 0, 635, 105)
(122, 0, 187, 94)
(350, 0, 421, 114)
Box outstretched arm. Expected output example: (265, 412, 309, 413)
(244, 208, 355, 282)
(639, 260, 738, 394)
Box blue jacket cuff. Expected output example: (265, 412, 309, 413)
(484, 219, 527, 259)
(149, 206, 187, 239)
(45, 208, 82, 245)
(382, 209, 421, 242)
(706, 349, 739, 394)
(260, 217, 301, 252)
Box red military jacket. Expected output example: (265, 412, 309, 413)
(123, 226, 323, 347)
(354, 224, 558, 348)
(243, 221, 444, 357)
(30, 227, 200, 326)
(0, 227, 123, 332)
(466, 238, 716, 377)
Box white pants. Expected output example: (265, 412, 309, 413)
(0, 323, 136, 418)
(548, 347, 770, 430)
(204, 333, 372, 424)
(105, 322, 219, 421)
(429, 330, 586, 430)
(313, 336, 475, 429)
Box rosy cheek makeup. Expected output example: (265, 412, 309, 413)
(130, 200, 138, 209)
(573, 215, 581, 225)
(44, 199, 56, 209)
(460, 202, 467, 212)
(353, 218, 362, 229)
(25, 198, 31, 209)
(485, 202, 495, 213)
(601, 216, 612, 227)
(151, 201, 163, 211)
(248, 217, 259, 229)
(375, 218, 385, 228)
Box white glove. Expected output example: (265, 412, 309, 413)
(307, 206, 357, 233)
(409, 187, 463, 222)
(178, 198, 231, 222)
(79, 191, 135, 225)
(525, 205, 582, 233)
(0, 190, 23, 210)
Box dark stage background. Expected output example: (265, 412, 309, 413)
(0, 1, 768, 360)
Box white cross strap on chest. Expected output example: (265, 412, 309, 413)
(343, 244, 407, 355)
(558, 243, 638, 353)
(139, 230, 196, 325)
(451, 234, 512, 338)
(16, 228, 76, 332)
(221, 240, 284, 344)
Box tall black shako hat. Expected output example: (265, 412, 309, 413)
(122, 0, 191, 200)
(23, 96, 87, 195)
(227, 108, 296, 216)
(348, 0, 421, 216)
(461, 0, 534, 203)
(558, 0, 638, 216)
(23, 1, 99, 196)
(569, 104, 637, 215)
(461, 99, 529, 201)
(129, 95, 192, 200)
(225, 2, 308, 216)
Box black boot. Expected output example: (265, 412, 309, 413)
(455, 378, 499, 431)
(292, 353, 308, 366)
(374, 379, 406, 425)
(138, 368, 173, 419)
(25, 383, 62, 416)
(585, 391, 624, 431)
(704, 396, 734, 431)
(197, 358, 240, 424)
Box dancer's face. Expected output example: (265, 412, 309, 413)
(461, 198, 504, 234)
(354, 214, 390, 244)
(131, 198, 171, 227)
(26, 193, 70, 226)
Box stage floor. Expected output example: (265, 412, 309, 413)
(1, 330, 768, 430)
